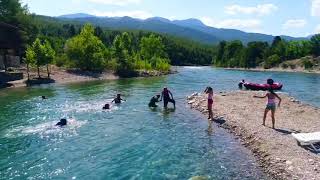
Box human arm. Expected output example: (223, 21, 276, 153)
(169, 91, 174, 100)
(253, 94, 267, 98)
(274, 93, 282, 107)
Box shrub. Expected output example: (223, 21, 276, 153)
(264, 54, 281, 69)
(281, 63, 289, 69)
(302, 59, 314, 69)
(289, 63, 296, 69)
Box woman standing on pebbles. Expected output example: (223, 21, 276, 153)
(254, 88, 282, 129)
(204, 87, 214, 120)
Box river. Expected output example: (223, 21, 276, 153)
(1, 67, 319, 179)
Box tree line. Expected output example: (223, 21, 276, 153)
(214, 35, 320, 69)
(2, 0, 319, 75)
(1, 0, 214, 78)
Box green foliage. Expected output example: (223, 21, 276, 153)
(264, 55, 281, 69)
(65, 24, 107, 71)
(281, 63, 289, 69)
(302, 59, 314, 69)
(25, 45, 36, 65)
(310, 34, 320, 57)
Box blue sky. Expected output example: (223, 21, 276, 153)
(21, 0, 320, 37)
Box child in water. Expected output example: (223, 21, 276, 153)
(103, 103, 110, 110)
(204, 87, 214, 120)
(56, 118, 67, 127)
(112, 94, 125, 104)
(149, 95, 161, 107)
(254, 88, 282, 129)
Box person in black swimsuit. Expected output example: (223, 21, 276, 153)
(112, 94, 125, 104)
(56, 118, 67, 127)
(160, 87, 175, 109)
(149, 95, 161, 107)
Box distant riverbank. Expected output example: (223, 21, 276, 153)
(223, 67, 320, 74)
(3, 66, 175, 89)
(188, 91, 320, 180)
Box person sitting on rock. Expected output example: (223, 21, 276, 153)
(56, 118, 67, 127)
(149, 95, 161, 108)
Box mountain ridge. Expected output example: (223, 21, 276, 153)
(58, 13, 307, 44)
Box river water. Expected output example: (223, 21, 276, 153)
(0, 67, 319, 179)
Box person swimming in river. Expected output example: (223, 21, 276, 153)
(112, 94, 125, 104)
(103, 103, 110, 110)
(56, 118, 67, 127)
(41, 96, 47, 99)
(160, 87, 175, 109)
(253, 88, 282, 129)
(204, 86, 214, 120)
(149, 94, 161, 108)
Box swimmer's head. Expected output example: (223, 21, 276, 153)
(60, 118, 67, 125)
(103, 104, 110, 109)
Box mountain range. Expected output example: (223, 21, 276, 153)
(58, 13, 307, 45)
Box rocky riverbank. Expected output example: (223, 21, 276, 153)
(187, 91, 320, 180)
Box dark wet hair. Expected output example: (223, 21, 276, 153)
(156, 94, 160, 98)
(60, 118, 67, 125)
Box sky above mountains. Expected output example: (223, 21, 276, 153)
(22, 0, 320, 37)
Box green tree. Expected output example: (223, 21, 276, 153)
(140, 34, 167, 68)
(112, 33, 134, 75)
(65, 24, 107, 71)
(43, 40, 55, 78)
(310, 34, 320, 57)
(25, 45, 35, 80)
(215, 41, 226, 66)
(32, 38, 46, 78)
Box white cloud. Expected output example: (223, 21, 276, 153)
(316, 25, 320, 34)
(282, 19, 307, 29)
(225, 3, 278, 16)
(87, 0, 142, 6)
(92, 10, 152, 19)
(311, 0, 320, 16)
(200, 17, 262, 32)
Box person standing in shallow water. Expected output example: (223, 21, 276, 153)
(112, 94, 125, 104)
(253, 88, 282, 129)
(204, 87, 214, 120)
(160, 87, 175, 109)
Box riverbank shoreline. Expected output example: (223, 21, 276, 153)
(2, 67, 176, 89)
(223, 67, 320, 74)
(187, 91, 320, 180)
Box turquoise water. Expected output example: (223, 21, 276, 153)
(1, 67, 319, 179)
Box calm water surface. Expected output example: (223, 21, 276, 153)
(1, 67, 319, 179)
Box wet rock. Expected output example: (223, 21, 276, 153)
(286, 161, 293, 165)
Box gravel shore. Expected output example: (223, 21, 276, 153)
(187, 91, 320, 180)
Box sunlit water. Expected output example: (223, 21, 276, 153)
(1, 67, 319, 179)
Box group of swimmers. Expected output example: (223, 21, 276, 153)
(102, 87, 176, 111)
(47, 83, 281, 129)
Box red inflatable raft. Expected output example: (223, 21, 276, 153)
(243, 82, 283, 91)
